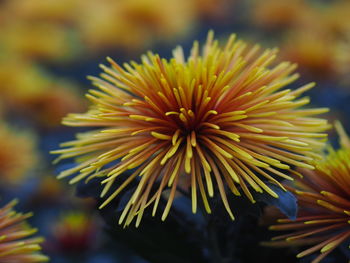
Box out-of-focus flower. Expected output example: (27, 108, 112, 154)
(0, 0, 78, 62)
(265, 122, 350, 263)
(18, 85, 86, 128)
(189, 0, 234, 23)
(321, 1, 350, 37)
(334, 33, 350, 86)
(0, 57, 85, 127)
(0, 0, 197, 59)
(0, 199, 49, 262)
(53, 31, 329, 227)
(251, 0, 350, 81)
(51, 211, 98, 253)
(0, 122, 38, 185)
(0, 58, 49, 100)
(76, 0, 196, 52)
(0, 0, 78, 23)
(251, 0, 350, 33)
(0, 0, 237, 59)
(0, 22, 75, 62)
(252, 0, 307, 29)
(280, 32, 336, 78)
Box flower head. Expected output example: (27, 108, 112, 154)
(0, 199, 49, 262)
(266, 122, 350, 263)
(53, 31, 329, 227)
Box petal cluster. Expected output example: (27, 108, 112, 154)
(0, 200, 49, 263)
(267, 122, 350, 263)
(53, 32, 329, 226)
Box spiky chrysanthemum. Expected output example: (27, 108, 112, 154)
(266, 122, 350, 263)
(53, 31, 329, 227)
(0, 200, 49, 263)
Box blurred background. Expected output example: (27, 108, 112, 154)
(0, 0, 350, 262)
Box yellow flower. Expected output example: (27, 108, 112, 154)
(266, 122, 350, 263)
(0, 199, 49, 263)
(53, 31, 329, 227)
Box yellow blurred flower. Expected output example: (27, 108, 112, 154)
(0, 22, 76, 61)
(76, 0, 196, 52)
(52, 211, 98, 252)
(0, 0, 200, 59)
(251, 0, 350, 80)
(0, 122, 38, 185)
(280, 32, 336, 78)
(193, 0, 234, 21)
(1, 0, 78, 23)
(0, 57, 85, 127)
(252, 0, 307, 29)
